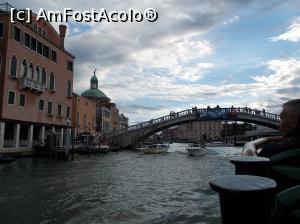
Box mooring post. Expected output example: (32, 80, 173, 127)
(209, 175, 276, 224)
(230, 156, 271, 177)
(71, 138, 74, 161)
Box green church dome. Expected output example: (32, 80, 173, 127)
(81, 89, 107, 98)
(81, 72, 108, 98)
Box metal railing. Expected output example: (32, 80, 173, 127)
(105, 107, 280, 137)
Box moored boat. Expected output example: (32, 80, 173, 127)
(186, 143, 207, 156)
(99, 144, 110, 153)
(79, 144, 109, 154)
(0, 154, 16, 163)
(134, 142, 152, 151)
(143, 144, 169, 154)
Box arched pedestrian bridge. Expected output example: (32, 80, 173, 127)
(101, 107, 280, 148)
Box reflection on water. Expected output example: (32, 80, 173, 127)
(0, 143, 241, 224)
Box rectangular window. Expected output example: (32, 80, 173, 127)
(30, 37, 37, 51)
(47, 101, 52, 115)
(43, 45, 49, 58)
(51, 50, 57, 63)
(38, 99, 44, 110)
(84, 114, 87, 127)
(67, 60, 73, 71)
(8, 91, 15, 105)
(57, 104, 62, 116)
(66, 107, 70, 118)
(13, 26, 21, 42)
(33, 23, 38, 31)
(0, 22, 4, 37)
(37, 41, 43, 54)
(19, 94, 25, 107)
(38, 27, 42, 34)
(42, 29, 47, 37)
(104, 110, 110, 118)
(77, 112, 80, 126)
(24, 33, 30, 48)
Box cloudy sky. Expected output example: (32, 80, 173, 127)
(11, 0, 300, 124)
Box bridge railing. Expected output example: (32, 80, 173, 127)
(104, 107, 280, 137)
(105, 108, 194, 136)
(126, 109, 194, 131)
(226, 107, 280, 120)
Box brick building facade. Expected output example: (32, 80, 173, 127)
(0, 4, 74, 152)
(72, 93, 96, 136)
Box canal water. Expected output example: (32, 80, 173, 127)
(0, 143, 241, 224)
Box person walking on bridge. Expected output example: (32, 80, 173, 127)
(242, 99, 300, 157)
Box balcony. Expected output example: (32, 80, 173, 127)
(19, 77, 45, 93)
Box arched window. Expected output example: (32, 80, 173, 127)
(41, 68, 46, 86)
(49, 72, 55, 91)
(21, 59, 27, 77)
(67, 80, 72, 97)
(10, 55, 17, 78)
(36, 66, 40, 82)
(29, 63, 34, 79)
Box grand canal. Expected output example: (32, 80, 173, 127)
(0, 143, 241, 224)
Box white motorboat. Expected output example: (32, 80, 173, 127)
(143, 144, 169, 154)
(134, 142, 152, 151)
(186, 143, 207, 156)
(99, 144, 109, 152)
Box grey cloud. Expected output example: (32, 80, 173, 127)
(9, 0, 300, 122)
(11, 0, 266, 82)
(276, 87, 300, 95)
(119, 104, 167, 114)
(289, 75, 300, 86)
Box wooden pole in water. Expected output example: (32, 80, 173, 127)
(71, 129, 74, 160)
(71, 140, 74, 160)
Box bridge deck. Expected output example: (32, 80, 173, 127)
(100, 107, 280, 148)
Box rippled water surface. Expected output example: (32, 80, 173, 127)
(0, 143, 241, 224)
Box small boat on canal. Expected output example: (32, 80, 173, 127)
(78, 133, 109, 154)
(143, 144, 169, 154)
(0, 154, 16, 163)
(134, 142, 152, 151)
(186, 143, 207, 156)
(79, 144, 109, 154)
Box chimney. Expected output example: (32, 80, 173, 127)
(59, 24, 67, 48)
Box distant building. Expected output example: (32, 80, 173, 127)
(221, 122, 253, 140)
(81, 73, 111, 133)
(119, 113, 129, 129)
(175, 121, 223, 142)
(161, 127, 178, 142)
(0, 3, 74, 152)
(72, 93, 96, 136)
(81, 72, 127, 134)
(232, 124, 280, 145)
(244, 125, 280, 138)
(110, 103, 119, 131)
